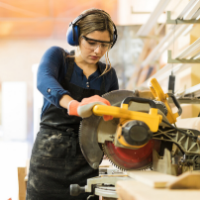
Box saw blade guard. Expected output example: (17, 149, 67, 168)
(103, 139, 161, 170)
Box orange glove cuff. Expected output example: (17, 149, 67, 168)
(68, 100, 80, 116)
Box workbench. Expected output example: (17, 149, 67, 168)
(116, 177, 200, 200)
(116, 180, 200, 200)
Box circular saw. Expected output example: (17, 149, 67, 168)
(79, 79, 183, 171)
(71, 78, 200, 199)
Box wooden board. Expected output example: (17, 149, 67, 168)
(167, 171, 200, 189)
(116, 179, 200, 200)
(18, 167, 27, 200)
(176, 117, 200, 129)
(127, 170, 176, 188)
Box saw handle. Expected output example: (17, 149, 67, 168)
(122, 97, 157, 108)
(150, 78, 181, 124)
(150, 78, 166, 101)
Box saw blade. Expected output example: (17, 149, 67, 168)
(102, 140, 161, 171)
(79, 90, 137, 169)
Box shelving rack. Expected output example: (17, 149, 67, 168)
(131, 0, 200, 93)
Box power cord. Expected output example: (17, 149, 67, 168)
(161, 120, 197, 140)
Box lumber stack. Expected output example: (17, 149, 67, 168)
(116, 171, 200, 200)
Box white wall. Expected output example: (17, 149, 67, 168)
(2, 82, 27, 140)
(0, 39, 74, 141)
(117, 0, 165, 25)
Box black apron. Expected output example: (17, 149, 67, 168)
(26, 56, 106, 200)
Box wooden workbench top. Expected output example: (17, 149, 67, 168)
(116, 179, 200, 200)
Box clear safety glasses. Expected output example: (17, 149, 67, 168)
(81, 36, 111, 52)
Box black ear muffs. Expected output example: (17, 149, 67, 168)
(66, 10, 118, 48)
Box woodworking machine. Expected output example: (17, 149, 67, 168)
(70, 78, 200, 199)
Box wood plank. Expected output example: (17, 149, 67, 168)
(127, 170, 176, 188)
(152, 149, 178, 176)
(176, 117, 200, 129)
(167, 171, 200, 189)
(18, 167, 26, 200)
(116, 179, 200, 200)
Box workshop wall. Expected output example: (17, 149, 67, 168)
(0, 0, 118, 39)
(101, 25, 143, 89)
(0, 39, 74, 141)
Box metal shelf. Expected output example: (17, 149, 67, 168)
(168, 50, 200, 64)
(140, 0, 200, 67)
(166, 11, 200, 24)
(137, 37, 200, 89)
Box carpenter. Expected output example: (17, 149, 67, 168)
(26, 8, 119, 200)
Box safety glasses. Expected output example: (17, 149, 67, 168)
(81, 36, 111, 52)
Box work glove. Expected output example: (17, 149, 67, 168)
(68, 95, 113, 121)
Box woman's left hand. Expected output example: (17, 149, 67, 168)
(68, 95, 113, 121)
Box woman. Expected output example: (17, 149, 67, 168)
(26, 8, 119, 200)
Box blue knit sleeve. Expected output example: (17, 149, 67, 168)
(37, 46, 70, 108)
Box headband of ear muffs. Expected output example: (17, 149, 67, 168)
(66, 10, 118, 48)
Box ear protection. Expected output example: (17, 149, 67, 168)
(66, 9, 118, 48)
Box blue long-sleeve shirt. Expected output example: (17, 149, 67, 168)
(37, 46, 119, 117)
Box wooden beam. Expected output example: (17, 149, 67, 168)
(127, 170, 176, 188)
(18, 167, 26, 200)
(116, 179, 200, 200)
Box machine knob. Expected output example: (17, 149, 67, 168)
(122, 120, 152, 147)
(70, 184, 85, 196)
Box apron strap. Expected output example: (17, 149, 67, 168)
(100, 75, 106, 94)
(98, 62, 106, 94)
(65, 57, 75, 82)
(62, 50, 75, 82)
